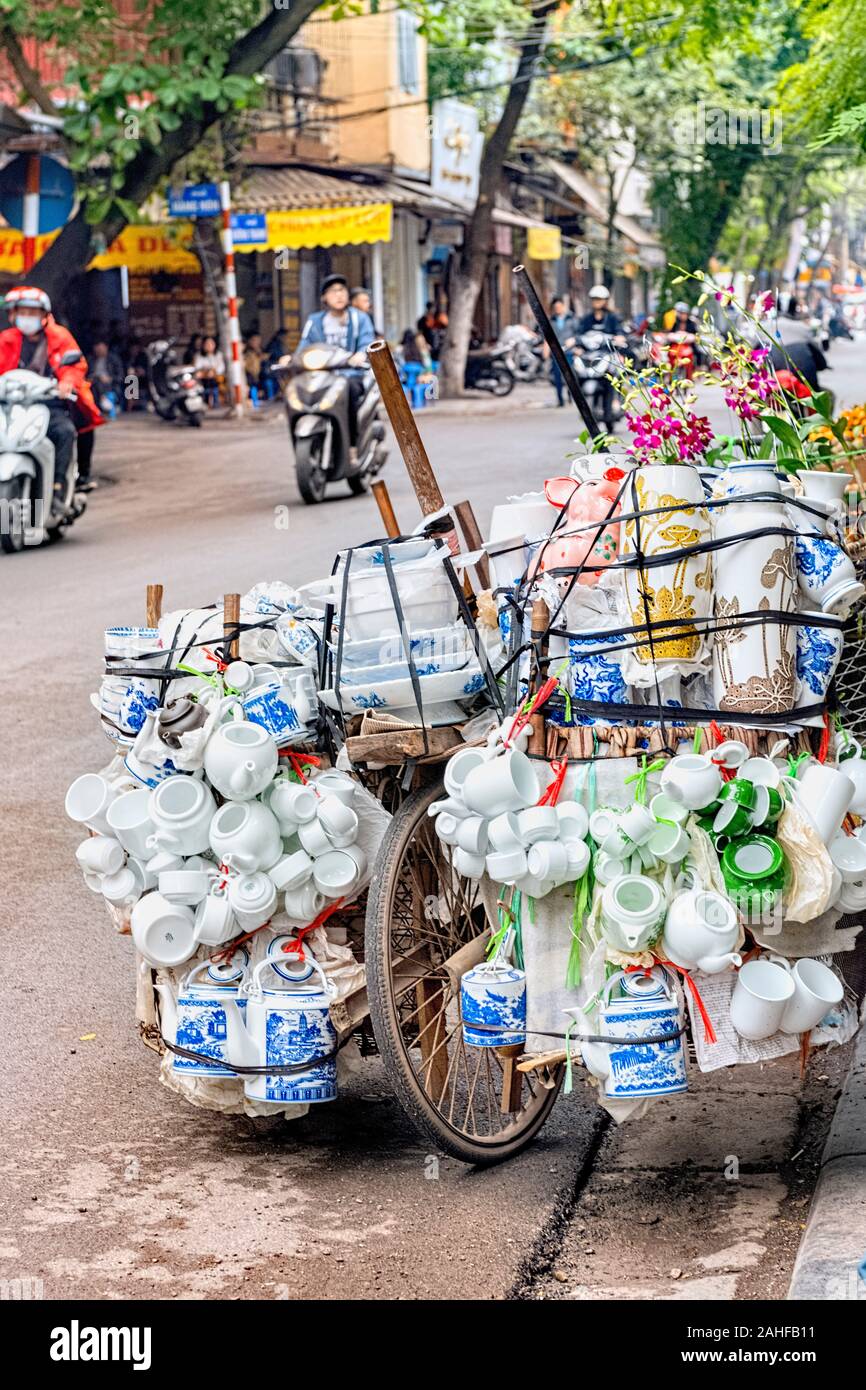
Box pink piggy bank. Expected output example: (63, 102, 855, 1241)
(541, 471, 624, 584)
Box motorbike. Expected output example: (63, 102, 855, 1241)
(277, 343, 387, 505)
(573, 329, 624, 428)
(496, 326, 544, 382)
(649, 330, 697, 380)
(0, 363, 87, 554)
(145, 339, 206, 426)
(464, 344, 515, 396)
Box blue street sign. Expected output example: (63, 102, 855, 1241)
(231, 212, 267, 244)
(0, 154, 76, 233)
(168, 183, 222, 218)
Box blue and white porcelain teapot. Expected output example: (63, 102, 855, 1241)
(575, 967, 687, 1101)
(156, 951, 249, 1078)
(222, 953, 338, 1105)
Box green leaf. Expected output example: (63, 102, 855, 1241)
(761, 415, 803, 458)
(811, 390, 833, 420)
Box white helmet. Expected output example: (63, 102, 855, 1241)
(588, 284, 609, 299)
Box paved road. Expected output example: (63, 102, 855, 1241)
(2, 345, 862, 1301)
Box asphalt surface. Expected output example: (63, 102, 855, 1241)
(3, 342, 863, 1301)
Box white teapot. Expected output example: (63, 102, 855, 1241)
(203, 717, 278, 800)
(660, 889, 742, 974)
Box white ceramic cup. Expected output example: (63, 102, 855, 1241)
(228, 872, 278, 930)
(462, 748, 539, 818)
(131, 892, 197, 968)
(65, 774, 119, 836)
(795, 762, 855, 843)
(223, 660, 255, 692)
(268, 779, 318, 827)
(589, 808, 621, 843)
(209, 799, 283, 873)
(284, 882, 328, 921)
(711, 739, 750, 771)
(158, 869, 211, 906)
(148, 775, 217, 856)
(455, 816, 489, 855)
(268, 849, 314, 891)
(101, 865, 143, 908)
(485, 847, 529, 884)
(556, 802, 589, 842)
(730, 958, 795, 1040)
(76, 836, 125, 876)
(106, 788, 155, 860)
(312, 770, 356, 806)
(527, 840, 569, 883)
(453, 846, 486, 879)
(829, 832, 866, 883)
(194, 887, 236, 947)
(317, 796, 359, 848)
(647, 820, 691, 865)
(313, 849, 362, 899)
(593, 850, 626, 886)
(517, 805, 559, 844)
(299, 817, 333, 857)
(565, 839, 590, 878)
(649, 792, 689, 826)
(780, 957, 844, 1035)
(737, 757, 781, 789)
(434, 813, 461, 846)
(444, 746, 489, 799)
(487, 812, 525, 851)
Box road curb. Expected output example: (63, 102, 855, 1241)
(788, 1024, 866, 1300)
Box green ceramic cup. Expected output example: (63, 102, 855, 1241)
(713, 800, 754, 838)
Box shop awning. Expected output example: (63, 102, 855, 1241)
(0, 222, 199, 275)
(231, 203, 393, 253)
(544, 157, 661, 251)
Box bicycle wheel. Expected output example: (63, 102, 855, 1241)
(365, 777, 562, 1165)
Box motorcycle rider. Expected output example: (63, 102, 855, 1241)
(0, 287, 102, 514)
(297, 274, 375, 460)
(575, 285, 626, 430)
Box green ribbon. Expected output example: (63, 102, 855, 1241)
(566, 865, 593, 991)
(787, 750, 811, 778)
(624, 755, 666, 806)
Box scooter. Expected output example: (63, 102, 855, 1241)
(0, 363, 86, 553)
(278, 343, 387, 505)
(464, 343, 514, 396)
(497, 326, 545, 382)
(145, 339, 206, 426)
(573, 329, 624, 428)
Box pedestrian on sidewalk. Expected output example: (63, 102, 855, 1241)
(544, 296, 578, 407)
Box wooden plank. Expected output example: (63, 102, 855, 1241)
(415, 975, 450, 1104)
(453, 499, 491, 589)
(496, 1042, 526, 1114)
(368, 339, 444, 516)
(371, 479, 401, 538)
(345, 726, 465, 764)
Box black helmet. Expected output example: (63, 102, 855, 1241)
(321, 274, 349, 294)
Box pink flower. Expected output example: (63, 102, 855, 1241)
(756, 291, 775, 316)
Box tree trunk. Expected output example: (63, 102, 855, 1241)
(26, 0, 324, 308)
(437, 2, 560, 399)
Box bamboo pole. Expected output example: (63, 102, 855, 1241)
(513, 263, 603, 440)
(371, 479, 401, 538)
(454, 498, 491, 589)
(223, 593, 241, 662)
(367, 339, 445, 516)
(145, 584, 163, 629)
(529, 596, 550, 756)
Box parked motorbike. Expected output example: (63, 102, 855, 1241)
(573, 329, 624, 428)
(0, 364, 86, 553)
(145, 339, 206, 426)
(496, 326, 544, 382)
(277, 343, 387, 505)
(465, 344, 515, 396)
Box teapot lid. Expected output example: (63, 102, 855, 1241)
(267, 935, 315, 983)
(206, 946, 249, 984)
(158, 698, 198, 727)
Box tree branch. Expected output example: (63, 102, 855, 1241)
(29, 0, 325, 298)
(0, 23, 60, 117)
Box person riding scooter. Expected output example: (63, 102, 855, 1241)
(0, 287, 102, 514)
(575, 285, 627, 430)
(296, 274, 375, 461)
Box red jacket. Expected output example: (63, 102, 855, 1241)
(0, 315, 104, 431)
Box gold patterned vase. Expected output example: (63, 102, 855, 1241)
(621, 465, 712, 668)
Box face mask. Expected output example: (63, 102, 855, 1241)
(15, 315, 42, 336)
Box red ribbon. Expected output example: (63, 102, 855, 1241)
(538, 756, 568, 807)
(277, 750, 322, 783)
(817, 711, 830, 765)
(506, 675, 559, 746)
(278, 896, 356, 960)
(655, 957, 717, 1044)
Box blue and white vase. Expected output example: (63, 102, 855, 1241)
(577, 967, 687, 1101)
(566, 630, 628, 725)
(461, 963, 527, 1048)
(795, 534, 865, 616)
(796, 611, 844, 725)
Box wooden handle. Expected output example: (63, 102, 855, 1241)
(529, 597, 550, 757)
(145, 584, 163, 628)
(223, 593, 241, 661)
(454, 499, 491, 589)
(371, 479, 401, 538)
(368, 339, 444, 516)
